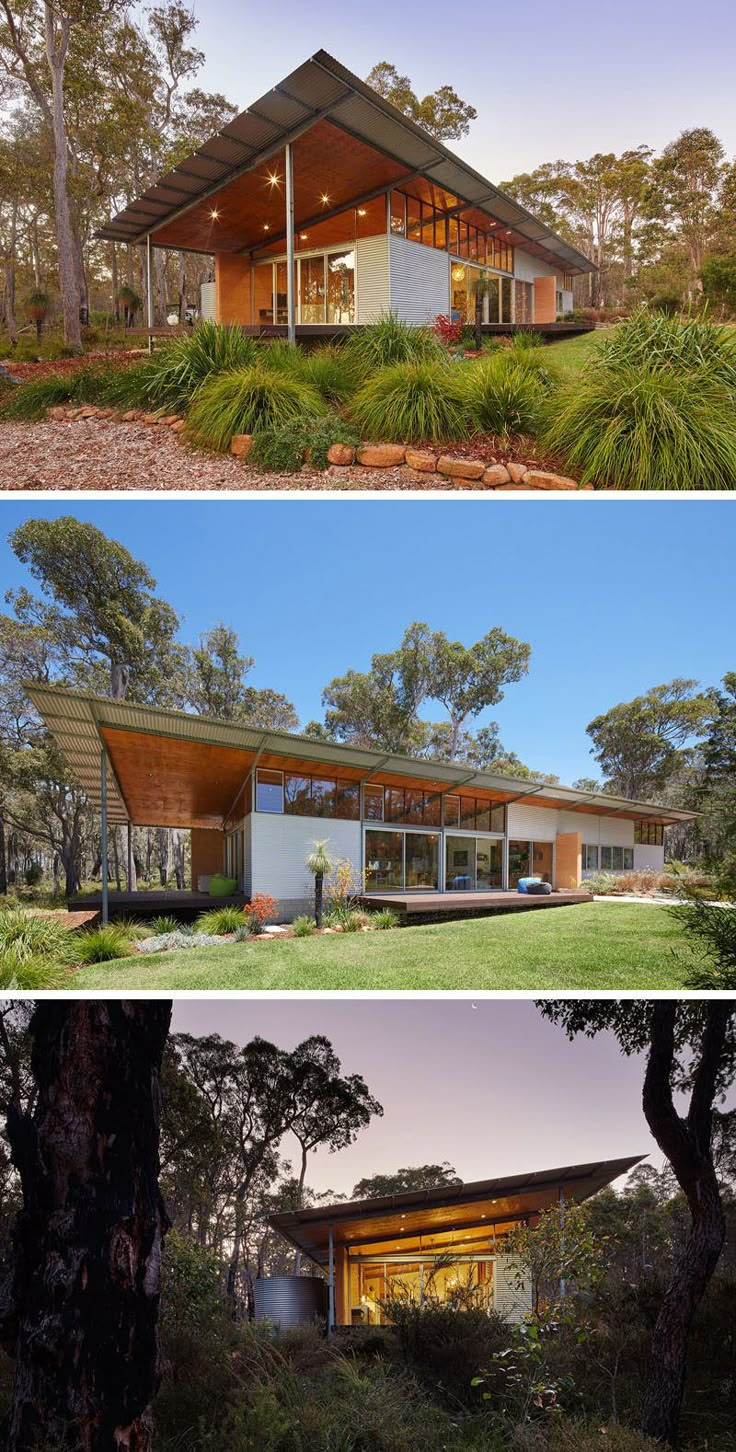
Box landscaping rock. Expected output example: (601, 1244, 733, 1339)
(405, 447, 437, 472)
(77, 405, 99, 419)
(122, 409, 141, 422)
(231, 433, 254, 459)
(399, 466, 445, 484)
(437, 455, 485, 480)
(141, 413, 161, 426)
(326, 442, 355, 465)
(170, 419, 187, 434)
(506, 461, 526, 483)
(161, 414, 180, 426)
(356, 443, 406, 467)
(522, 469, 583, 490)
(482, 464, 511, 486)
(48, 406, 69, 421)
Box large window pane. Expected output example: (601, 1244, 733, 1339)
(363, 785, 384, 821)
(406, 196, 421, 242)
(385, 787, 405, 823)
(311, 778, 336, 817)
(446, 835, 475, 891)
(490, 804, 505, 833)
(460, 796, 476, 830)
(508, 840, 531, 887)
(476, 839, 502, 889)
(405, 833, 439, 889)
(390, 192, 406, 235)
(501, 276, 513, 323)
(336, 781, 360, 820)
(423, 793, 442, 827)
(254, 264, 273, 324)
(444, 795, 460, 828)
(300, 255, 325, 323)
(256, 769, 283, 813)
(475, 802, 491, 833)
(327, 251, 355, 323)
(284, 774, 312, 814)
(405, 788, 424, 824)
(365, 830, 403, 890)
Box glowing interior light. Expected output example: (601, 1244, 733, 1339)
(320, 193, 330, 205)
(267, 172, 281, 187)
(300, 233, 308, 240)
(357, 208, 367, 216)
(263, 223, 270, 231)
(209, 209, 219, 220)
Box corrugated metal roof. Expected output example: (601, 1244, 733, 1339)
(98, 49, 594, 275)
(26, 683, 697, 827)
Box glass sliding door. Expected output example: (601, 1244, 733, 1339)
(405, 833, 439, 890)
(327, 251, 355, 322)
(300, 255, 326, 323)
(476, 839, 503, 889)
(446, 835, 475, 891)
(365, 829, 403, 890)
(508, 840, 532, 888)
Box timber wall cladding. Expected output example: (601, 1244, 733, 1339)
(215, 254, 252, 324)
(533, 274, 557, 323)
(190, 828, 225, 886)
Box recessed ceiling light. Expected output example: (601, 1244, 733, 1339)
(320, 193, 330, 205)
(263, 223, 270, 231)
(267, 172, 281, 187)
(300, 233, 308, 240)
(209, 209, 219, 220)
(357, 208, 367, 216)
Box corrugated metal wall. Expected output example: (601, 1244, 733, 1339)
(200, 280, 216, 320)
(389, 235, 450, 323)
(251, 813, 362, 901)
(356, 235, 390, 321)
(493, 1254, 532, 1322)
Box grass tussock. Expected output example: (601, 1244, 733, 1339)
(542, 363, 736, 489)
(144, 322, 260, 412)
(195, 905, 245, 936)
(74, 923, 133, 964)
(350, 360, 467, 443)
(186, 367, 327, 451)
(343, 313, 445, 376)
(461, 354, 548, 437)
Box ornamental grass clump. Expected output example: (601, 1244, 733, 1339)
(350, 360, 467, 443)
(343, 313, 445, 377)
(301, 342, 357, 403)
(74, 923, 133, 964)
(461, 354, 547, 437)
(542, 363, 736, 489)
(195, 905, 245, 936)
(186, 367, 326, 451)
(596, 306, 736, 388)
(143, 321, 260, 411)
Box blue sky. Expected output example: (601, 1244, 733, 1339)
(1, 498, 731, 784)
(165, 0, 736, 177)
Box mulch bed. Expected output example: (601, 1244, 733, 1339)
(1, 350, 145, 382)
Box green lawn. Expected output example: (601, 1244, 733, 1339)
(68, 901, 696, 991)
(543, 326, 609, 376)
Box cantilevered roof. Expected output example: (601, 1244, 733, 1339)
(25, 683, 697, 832)
(269, 1156, 644, 1264)
(98, 50, 593, 276)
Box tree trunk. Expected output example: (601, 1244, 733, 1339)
(44, 7, 82, 352)
(1, 1001, 172, 1451)
(52, 853, 61, 898)
(111, 244, 119, 324)
(0, 811, 7, 896)
(157, 829, 169, 888)
(4, 204, 18, 347)
(315, 871, 323, 928)
(639, 1002, 729, 1446)
(292, 1145, 309, 1275)
(155, 249, 167, 326)
(171, 831, 185, 890)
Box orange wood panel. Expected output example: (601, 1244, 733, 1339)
(533, 274, 557, 323)
(191, 827, 225, 885)
(554, 831, 582, 890)
(100, 728, 253, 828)
(151, 120, 407, 254)
(215, 254, 252, 323)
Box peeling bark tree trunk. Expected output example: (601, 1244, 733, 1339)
(1, 1001, 172, 1451)
(44, 6, 81, 352)
(0, 812, 7, 896)
(640, 1002, 729, 1446)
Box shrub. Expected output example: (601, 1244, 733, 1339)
(433, 313, 464, 348)
(301, 342, 357, 403)
(461, 355, 547, 437)
(245, 892, 278, 932)
(373, 908, 400, 929)
(233, 924, 251, 943)
(324, 905, 363, 931)
(581, 873, 623, 895)
(250, 414, 359, 473)
(150, 914, 182, 935)
(111, 914, 152, 940)
(542, 362, 736, 489)
(351, 360, 467, 443)
(0, 907, 74, 964)
(0, 951, 69, 990)
(595, 307, 736, 388)
(74, 923, 132, 963)
(195, 905, 245, 935)
(144, 321, 260, 411)
(672, 893, 736, 990)
(291, 914, 316, 936)
(186, 367, 326, 450)
(138, 930, 222, 953)
(343, 313, 445, 375)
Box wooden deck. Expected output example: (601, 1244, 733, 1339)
(361, 889, 592, 925)
(69, 890, 244, 921)
(481, 321, 595, 339)
(239, 321, 595, 344)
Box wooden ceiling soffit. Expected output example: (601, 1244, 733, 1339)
(99, 727, 254, 829)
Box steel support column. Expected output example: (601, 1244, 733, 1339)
(285, 143, 296, 344)
(127, 821, 134, 893)
(100, 748, 109, 926)
(146, 233, 154, 354)
(328, 1221, 335, 1334)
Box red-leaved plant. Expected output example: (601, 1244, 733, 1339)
(433, 313, 464, 347)
(245, 893, 279, 931)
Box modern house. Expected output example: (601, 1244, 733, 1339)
(27, 685, 695, 921)
(98, 51, 595, 337)
(268, 1156, 643, 1328)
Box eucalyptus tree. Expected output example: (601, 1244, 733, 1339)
(538, 1000, 736, 1446)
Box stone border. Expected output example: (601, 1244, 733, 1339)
(233, 435, 593, 490)
(43, 409, 591, 490)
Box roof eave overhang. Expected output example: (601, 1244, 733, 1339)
(24, 684, 699, 828)
(96, 49, 594, 276)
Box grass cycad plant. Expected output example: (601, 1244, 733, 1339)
(461, 355, 547, 437)
(350, 360, 467, 443)
(542, 363, 736, 489)
(186, 367, 327, 450)
(305, 840, 335, 929)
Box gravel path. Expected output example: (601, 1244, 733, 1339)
(0, 418, 456, 491)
